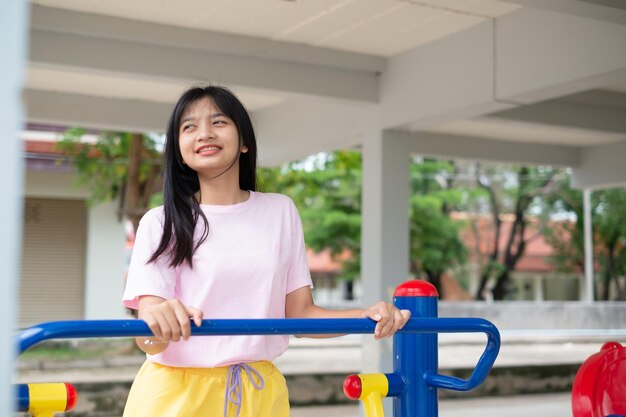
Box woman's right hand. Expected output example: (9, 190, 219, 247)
(136, 296, 203, 353)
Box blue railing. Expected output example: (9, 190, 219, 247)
(16, 317, 499, 393)
(15, 280, 501, 417)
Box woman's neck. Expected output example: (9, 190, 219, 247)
(197, 174, 249, 206)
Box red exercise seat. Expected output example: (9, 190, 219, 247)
(572, 341, 626, 417)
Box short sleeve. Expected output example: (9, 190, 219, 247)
(122, 208, 177, 310)
(285, 199, 313, 294)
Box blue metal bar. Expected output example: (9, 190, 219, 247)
(16, 318, 498, 349)
(405, 318, 500, 392)
(16, 318, 499, 384)
(16, 318, 377, 354)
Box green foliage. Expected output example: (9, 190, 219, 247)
(259, 153, 468, 285)
(540, 178, 626, 300)
(540, 176, 585, 272)
(409, 160, 467, 279)
(259, 151, 362, 280)
(589, 189, 626, 299)
(55, 128, 160, 206)
(410, 195, 467, 276)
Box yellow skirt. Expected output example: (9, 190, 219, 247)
(123, 360, 290, 417)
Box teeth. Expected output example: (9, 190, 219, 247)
(198, 146, 220, 152)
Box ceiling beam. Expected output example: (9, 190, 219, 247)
(29, 8, 380, 103)
(396, 130, 581, 167)
(503, 0, 626, 25)
(24, 89, 171, 133)
(380, 21, 514, 131)
(378, 6, 626, 131)
(496, 7, 626, 104)
(254, 97, 377, 166)
(489, 90, 626, 133)
(572, 140, 626, 189)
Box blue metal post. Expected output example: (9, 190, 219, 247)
(393, 280, 439, 417)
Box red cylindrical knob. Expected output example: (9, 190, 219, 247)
(64, 383, 78, 411)
(343, 374, 362, 400)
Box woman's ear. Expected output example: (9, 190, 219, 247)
(241, 145, 249, 154)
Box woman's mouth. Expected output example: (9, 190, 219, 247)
(196, 145, 222, 155)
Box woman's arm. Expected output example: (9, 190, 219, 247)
(285, 286, 410, 339)
(135, 295, 204, 354)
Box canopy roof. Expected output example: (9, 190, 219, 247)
(26, 0, 626, 188)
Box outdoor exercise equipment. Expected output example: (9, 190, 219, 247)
(572, 341, 626, 417)
(343, 280, 500, 417)
(15, 279, 501, 417)
(15, 382, 78, 417)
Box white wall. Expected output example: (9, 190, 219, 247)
(85, 202, 127, 319)
(24, 170, 127, 319)
(25, 171, 88, 199)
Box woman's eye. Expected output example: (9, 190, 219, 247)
(182, 124, 194, 131)
(213, 120, 226, 126)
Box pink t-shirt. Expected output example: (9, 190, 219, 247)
(122, 191, 312, 367)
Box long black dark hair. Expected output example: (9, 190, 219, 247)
(149, 85, 258, 267)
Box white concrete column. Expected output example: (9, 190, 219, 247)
(1, 1, 28, 413)
(361, 129, 410, 368)
(361, 129, 410, 415)
(84, 202, 128, 319)
(583, 189, 595, 302)
(533, 275, 544, 302)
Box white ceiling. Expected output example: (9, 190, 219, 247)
(23, 0, 626, 184)
(31, 0, 519, 56)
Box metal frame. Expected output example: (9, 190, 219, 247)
(16, 281, 500, 417)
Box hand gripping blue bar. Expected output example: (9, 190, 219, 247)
(16, 317, 499, 392)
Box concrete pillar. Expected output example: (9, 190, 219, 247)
(84, 202, 128, 319)
(361, 129, 410, 412)
(533, 275, 544, 302)
(0, 1, 28, 413)
(583, 189, 595, 302)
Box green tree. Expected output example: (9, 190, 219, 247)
(409, 160, 467, 296)
(259, 151, 362, 281)
(260, 152, 468, 298)
(542, 181, 626, 300)
(594, 189, 626, 300)
(55, 128, 162, 231)
(473, 165, 561, 300)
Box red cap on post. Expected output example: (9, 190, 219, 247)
(343, 374, 362, 400)
(64, 383, 78, 411)
(394, 280, 438, 297)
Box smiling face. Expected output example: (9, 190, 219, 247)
(178, 96, 248, 179)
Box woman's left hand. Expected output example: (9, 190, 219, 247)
(361, 302, 411, 340)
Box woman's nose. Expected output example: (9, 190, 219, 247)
(197, 124, 215, 140)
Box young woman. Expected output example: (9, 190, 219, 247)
(122, 85, 410, 417)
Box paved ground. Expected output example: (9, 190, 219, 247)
(17, 332, 626, 383)
(59, 393, 573, 417)
(292, 393, 572, 417)
(278, 331, 623, 373)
